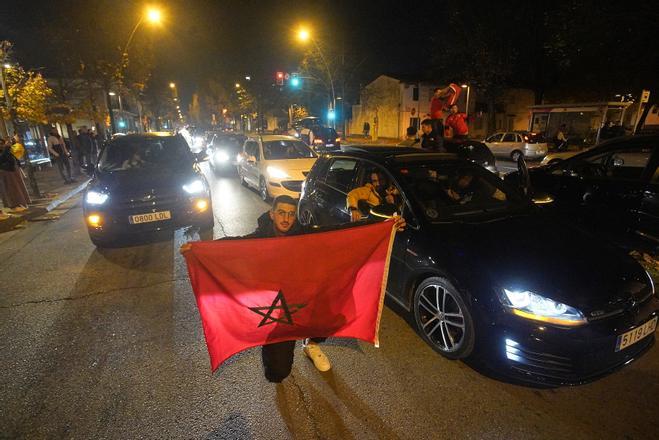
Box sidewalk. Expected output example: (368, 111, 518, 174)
(345, 135, 401, 145)
(0, 164, 90, 233)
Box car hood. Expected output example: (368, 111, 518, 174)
(92, 168, 198, 195)
(429, 213, 650, 314)
(262, 158, 317, 173)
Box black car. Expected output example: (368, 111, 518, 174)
(298, 147, 658, 385)
(507, 135, 659, 254)
(444, 138, 497, 174)
(310, 126, 341, 152)
(83, 133, 213, 247)
(206, 133, 246, 173)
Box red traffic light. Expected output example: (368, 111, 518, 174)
(276, 72, 284, 79)
(276, 71, 284, 86)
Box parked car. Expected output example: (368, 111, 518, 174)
(83, 133, 213, 247)
(206, 132, 246, 173)
(237, 135, 317, 200)
(539, 148, 591, 166)
(507, 135, 659, 254)
(484, 131, 548, 161)
(298, 146, 658, 386)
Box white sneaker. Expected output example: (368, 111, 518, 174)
(303, 342, 331, 372)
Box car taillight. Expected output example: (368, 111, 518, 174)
(335, 137, 341, 143)
(313, 139, 323, 145)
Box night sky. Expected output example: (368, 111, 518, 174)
(0, 0, 431, 104)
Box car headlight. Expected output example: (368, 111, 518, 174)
(499, 289, 587, 327)
(86, 190, 108, 205)
(214, 150, 230, 162)
(267, 166, 290, 179)
(183, 179, 205, 194)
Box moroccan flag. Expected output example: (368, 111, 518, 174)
(183, 220, 396, 372)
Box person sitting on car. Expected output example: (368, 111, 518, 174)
(446, 170, 506, 204)
(347, 171, 401, 222)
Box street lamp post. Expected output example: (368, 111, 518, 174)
(461, 84, 471, 117)
(297, 26, 336, 127)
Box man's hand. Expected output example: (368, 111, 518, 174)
(350, 209, 361, 222)
(180, 243, 192, 254)
(392, 213, 406, 232)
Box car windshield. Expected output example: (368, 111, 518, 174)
(98, 136, 193, 172)
(396, 162, 527, 221)
(263, 140, 316, 160)
(212, 135, 243, 150)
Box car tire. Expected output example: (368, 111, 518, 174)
(259, 178, 269, 201)
(413, 276, 475, 360)
(510, 150, 523, 162)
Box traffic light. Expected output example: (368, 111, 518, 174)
(276, 71, 284, 86)
(290, 73, 300, 88)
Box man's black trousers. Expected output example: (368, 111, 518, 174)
(261, 337, 326, 382)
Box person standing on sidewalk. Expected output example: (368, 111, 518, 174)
(0, 138, 30, 213)
(47, 128, 74, 184)
(77, 127, 93, 175)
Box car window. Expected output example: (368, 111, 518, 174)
(98, 136, 193, 172)
(262, 140, 315, 160)
(486, 134, 502, 142)
(354, 163, 404, 213)
(323, 158, 358, 193)
(244, 141, 259, 158)
(516, 134, 524, 142)
(569, 144, 654, 181)
(396, 162, 526, 221)
(502, 133, 516, 142)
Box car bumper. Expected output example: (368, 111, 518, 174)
(478, 296, 659, 386)
(268, 179, 303, 198)
(523, 149, 547, 159)
(84, 196, 212, 238)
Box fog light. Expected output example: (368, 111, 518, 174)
(195, 199, 209, 212)
(87, 214, 102, 227)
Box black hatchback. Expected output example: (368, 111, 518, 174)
(83, 133, 213, 247)
(298, 147, 658, 385)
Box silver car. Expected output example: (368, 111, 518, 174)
(484, 131, 548, 161)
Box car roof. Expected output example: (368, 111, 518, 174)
(329, 145, 461, 164)
(113, 132, 179, 140)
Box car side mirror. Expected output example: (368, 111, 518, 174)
(613, 157, 624, 167)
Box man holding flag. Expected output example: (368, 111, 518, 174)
(181, 195, 405, 382)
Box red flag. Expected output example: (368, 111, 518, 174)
(183, 220, 396, 372)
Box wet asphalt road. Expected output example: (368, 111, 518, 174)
(1, 162, 658, 439)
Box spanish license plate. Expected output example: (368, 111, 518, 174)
(129, 210, 171, 224)
(615, 316, 657, 352)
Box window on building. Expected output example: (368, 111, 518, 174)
(412, 87, 419, 101)
(409, 118, 420, 131)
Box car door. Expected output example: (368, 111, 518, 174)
(556, 141, 656, 242)
(242, 140, 260, 187)
(634, 147, 659, 247)
(500, 132, 517, 157)
(313, 157, 360, 226)
(485, 133, 503, 156)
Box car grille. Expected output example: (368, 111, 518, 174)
(281, 180, 303, 192)
(117, 192, 183, 212)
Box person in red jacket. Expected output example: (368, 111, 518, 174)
(430, 83, 461, 120)
(445, 104, 469, 139)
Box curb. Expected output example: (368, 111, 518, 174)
(0, 179, 89, 233)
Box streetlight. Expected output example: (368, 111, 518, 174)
(296, 24, 336, 127)
(235, 83, 241, 88)
(461, 84, 471, 117)
(169, 82, 176, 89)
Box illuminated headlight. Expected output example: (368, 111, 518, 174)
(183, 179, 205, 194)
(313, 139, 323, 145)
(499, 289, 587, 327)
(236, 154, 243, 163)
(267, 166, 290, 179)
(214, 150, 230, 162)
(293, 132, 300, 138)
(86, 190, 108, 205)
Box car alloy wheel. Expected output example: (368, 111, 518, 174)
(413, 277, 475, 359)
(511, 150, 523, 162)
(299, 207, 316, 226)
(259, 178, 269, 201)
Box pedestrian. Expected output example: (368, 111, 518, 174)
(214, 195, 332, 382)
(77, 127, 93, 174)
(363, 121, 370, 138)
(553, 124, 568, 151)
(397, 126, 420, 147)
(419, 119, 444, 151)
(0, 138, 31, 213)
(445, 105, 469, 139)
(47, 128, 74, 184)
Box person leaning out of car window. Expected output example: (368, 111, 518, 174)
(347, 171, 401, 222)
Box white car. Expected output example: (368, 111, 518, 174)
(237, 135, 317, 200)
(484, 131, 548, 161)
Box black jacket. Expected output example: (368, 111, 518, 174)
(421, 131, 445, 152)
(0, 147, 17, 172)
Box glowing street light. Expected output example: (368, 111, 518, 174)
(297, 27, 310, 42)
(3, 63, 11, 69)
(235, 83, 241, 88)
(169, 82, 176, 89)
(146, 7, 162, 24)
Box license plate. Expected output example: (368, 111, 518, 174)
(615, 316, 657, 352)
(129, 210, 172, 224)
